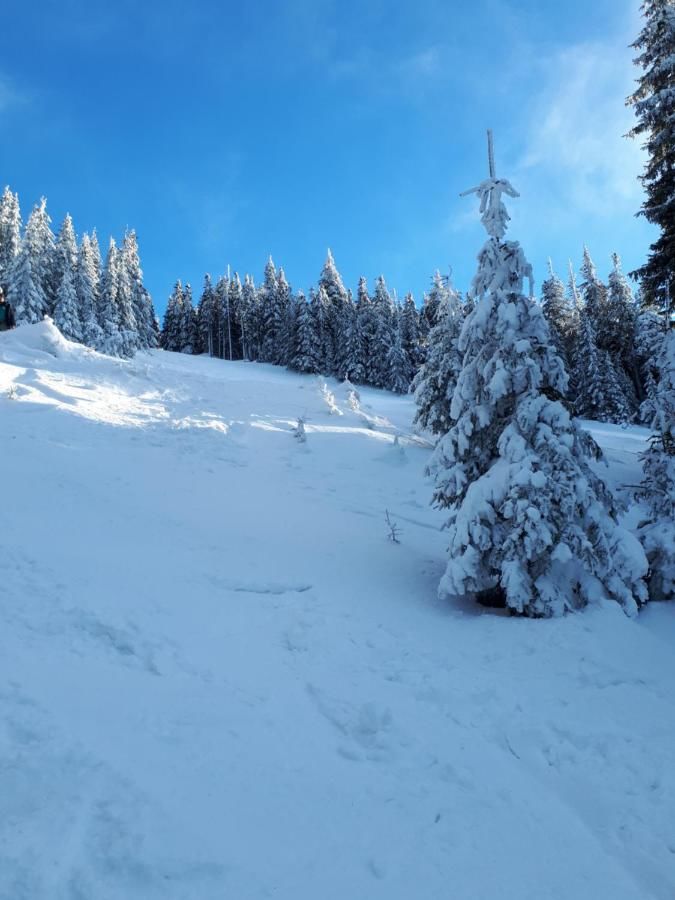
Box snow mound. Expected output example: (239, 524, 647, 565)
(0, 318, 99, 366)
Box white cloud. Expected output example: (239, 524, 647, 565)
(515, 34, 644, 220)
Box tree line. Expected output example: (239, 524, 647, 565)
(0, 189, 158, 357)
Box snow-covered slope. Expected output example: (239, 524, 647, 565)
(1, 321, 674, 900)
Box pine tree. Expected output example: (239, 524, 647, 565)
(52, 214, 78, 303)
(161, 281, 184, 352)
(371, 275, 396, 387)
(606, 253, 641, 407)
(428, 138, 647, 617)
(241, 275, 259, 361)
(7, 245, 46, 325)
(386, 319, 410, 393)
(627, 0, 675, 318)
(638, 330, 675, 599)
(197, 274, 217, 356)
(288, 290, 317, 373)
(121, 230, 155, 350)
(179, 283, 197, 353)
(0, 186, 21, 292)
(114, 236, 138, 358)
(98, 239, 123, 356)
(636, 301, 665, 409)
(22, 198, 54, 317)
(420, 270, 450, 337)
(540, 261, 572, 365)
(400, 293, 421, 378)
(76, 234, 104, 349)
(228, 272, 244, 359)
(53, 266, 83, 343)
(274, 267, 292, 366)
(319, 249, 350, 377)
(355, 277, 378, 385)
(413, 281, 465, 435)
(259, 256, 278, 363)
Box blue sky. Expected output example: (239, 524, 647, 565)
(1, 0, 654, 314)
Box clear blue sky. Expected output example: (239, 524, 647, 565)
(1, 0, 654, 315)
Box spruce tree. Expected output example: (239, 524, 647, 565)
(386, 320, 411, 394)
(540, 261, 571, 366)
(628, 0, 675, 318)
(161, 281, 184, 352)
(53, 267, 83, 343)
(638, 330, 675, 599)
(428, 136, 647, 616)
(241, 275, 259, 361)
(413, 281, 465, 435)
(259, 256, 278, 363)
(179, 283, 197, 353)
(98, 239, 123, 356)
(76, 233, 104, 349)
(371, 275, 396, 388)
(52, 214, 78, 303)
(22, 198, 54, 318)
(7, 245, 46, 325)
(197, 274, 217, 356)
(400, 293, 421, 377)
(0, 186, 21, 292)
(288, 290, 317, 373)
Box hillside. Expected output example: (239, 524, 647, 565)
(1, 321, 674, 900)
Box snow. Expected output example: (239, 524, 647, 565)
(1, 320, 674, 899)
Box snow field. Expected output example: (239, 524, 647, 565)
(0, 322, 674, 899)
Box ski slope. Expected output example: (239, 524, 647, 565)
(1, 321, 674, 900)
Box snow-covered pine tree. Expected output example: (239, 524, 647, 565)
(179, 283, 197, 353)
(76, 233, 104, 349)
(53, 266, 83, 343)
(420, 270, 450, 338)
(52, 214, 78, 309)
(122, 230, 156, 350)
(311, 284, 332, 375)
(605, 253, 641, 407)
(241, 275, 260, 361)
(540, 261, 571, 366)
(274, 267, 292, 366)
(628, 0, 675, 319)
(228, 272, 244, 360)
(161, 281, 184, 352)
(259, 257, 278, 363)
(635, 300, 665, 410)
(428, 133, 647, 617)
(20, 198, 55, 318)
(288, 291, 317, 372)
(371, 275, 396, 388)
(385, 318, 411, 393)
(197, 274, 217, 356)
(0, 186, 21, 292)
(319, 249, 350, 377)
(7, 243, 47, 325)
(568, 265, 633, 423)
(413, 279, 465, 435)
(98, 239, 123, 356)
(356, 276, 378, 385)
(638, 329, 675, 599)
(400, 293, 421, 378)
(113, 236, 138, 358)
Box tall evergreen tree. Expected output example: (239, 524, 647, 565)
(98, 239, 123, 356)
(0, 186, 21, 292)
(76, 233, 104, 349)
(241, 275, 259, 361)
(540, 261, 571, 365)
(179, 283, 197, 353)
(638, 330, 675, 599)
(288, 290, 317, 373)
(259, 257, 278, 363)
(53, 266, 83, 343)
(161, 281, 184, 352)
(428, 139, 647, 616)
(628, 0, 675, 318)
(371, 275, 396, 387)
(7, 245, 46, 325)
(197, 274, 217, 356)
(21, 198, 54, 318)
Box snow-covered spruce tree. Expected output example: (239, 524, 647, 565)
(635, 300, 665, 410)
(420, 270, 451, 341)
(568, 266, 632, 423)
(228, 272, 244, 360)
(628, 0, 675, 319)
(24, 198, 56, 315)
(371, 275, 396, 388)
(319, 249, 350, 378)
(161, 281, 184, 352)
(540, 261, 572, 366)
(259, 256, 278, 363)
(413, 279, 465, 436)
(400, 293, 421, 377)
(122, 230, 156, 350)
(52, 214, 78, 303)
(53, 266, 83, 343)
(274, 267, 292, 366)
(179, 283, 197, 353)
(7, 243, 47, 325)
(288, 291, 317, 372)
(197, 274, 217, 356)
(240, 275, 259, 361)
(638, 330, 675, 599)
(356, 276, 378, 385)
(428, 137, 647, 616)
(76, 234, 104, 349)
(606, 253, 640, 407)
(385, 315, 411, 394)
(98, 239, 123, 356)
(0, 186, 21, 292)
(112, 236, 138, 358)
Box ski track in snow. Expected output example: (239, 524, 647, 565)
(0, 322, 674, 899)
